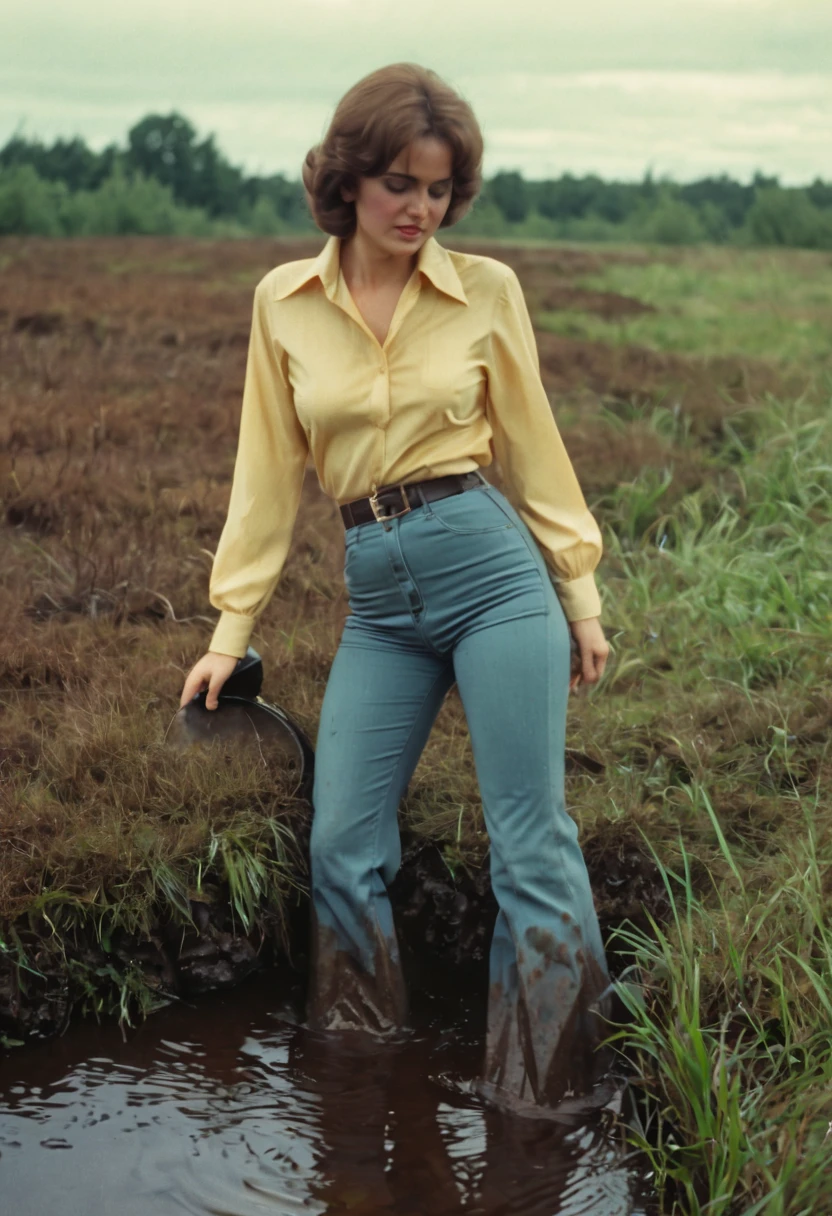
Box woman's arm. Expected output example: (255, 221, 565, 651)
(484, 265, 603, 626)
(208, 277, 309, 659)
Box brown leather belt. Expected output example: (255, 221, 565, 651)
(339, 470, 485, 529)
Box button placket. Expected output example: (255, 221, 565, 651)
(383, 520, 424, 620)
(374, 354, 390, 429)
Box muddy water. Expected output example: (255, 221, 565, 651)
(0, 969, 651, 1215)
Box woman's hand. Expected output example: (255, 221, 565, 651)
(179, 651, 241, 711)
(568, 617, 609, 692)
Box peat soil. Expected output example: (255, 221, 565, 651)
(0, 827, 666, 1041)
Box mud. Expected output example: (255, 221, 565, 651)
(455, 241, 656, 280)
(533, 285, 657, 320)
(0, 896, 271, 1041)
(0, 832, 663, 1051)
(304, 869, 622, 1119)
(306, 917, 408, 1036)
(484, 927, 617, 1113)
(534, 331, 784, 436)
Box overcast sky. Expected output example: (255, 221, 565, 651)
(3, 0, 831, 184)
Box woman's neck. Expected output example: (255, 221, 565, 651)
(339, 232, 417, 294)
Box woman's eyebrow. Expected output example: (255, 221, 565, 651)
(385, 172, 453, 185)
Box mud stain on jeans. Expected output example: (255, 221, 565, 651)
(484, 925, 615, 1115)
(307, 910, 616, 1117)
(306, 915, 408, 1036)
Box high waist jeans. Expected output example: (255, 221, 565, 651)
(308, 473, 613, 1108)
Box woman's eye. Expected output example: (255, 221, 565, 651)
(384, 180, 450, 198)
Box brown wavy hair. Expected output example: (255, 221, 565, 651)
(302, 63, 484, 238)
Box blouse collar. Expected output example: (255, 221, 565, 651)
(273, 233, 468, 306)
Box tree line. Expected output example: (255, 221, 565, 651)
(1, 112, 831, 248)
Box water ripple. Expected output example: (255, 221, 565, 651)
(0, 976, 650, 1216)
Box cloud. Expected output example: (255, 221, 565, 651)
(1, 0, 830, 182)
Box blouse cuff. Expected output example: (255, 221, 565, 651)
(209, 611, 256, 660)
(549, 572, 602, 622)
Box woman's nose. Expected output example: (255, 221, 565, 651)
(407, 193, 429, 219)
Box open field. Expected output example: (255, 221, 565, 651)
(1, 235, 831, 1212)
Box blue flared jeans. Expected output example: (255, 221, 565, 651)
(308, 473, 612, 1107)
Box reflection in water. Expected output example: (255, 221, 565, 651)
(0, 972, 650, 1215)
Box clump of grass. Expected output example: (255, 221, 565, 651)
(1, 682, 310, 921)
(607, 787, 832, 1214)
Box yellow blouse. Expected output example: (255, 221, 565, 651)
(208, 234, 603, 658)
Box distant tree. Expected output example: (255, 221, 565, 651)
(187, 133, 244, 216)
(535, 174, 605, 220)
(453, 197, 508, 238)
(0, 164, 64, 234)
(246, 196, 285, 236)
(678, 174, 754, 228)
(0, 133, 118, 191)
(640, 169, 659, 203)
(641, 196, 706, 245)
(746, 187, 832, 249)
(806, 177, 832, 210)
(126, 113, 199, 202)
(697, 200, 733, 244)
(242, 172, 310, 227)
(125, 113, 242, 216)
(64, 164, 218, 236)
(592, 180, 641, 224)
(38, 136, 114, 191)
(489, 171, 530, 223)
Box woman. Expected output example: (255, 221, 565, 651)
(180, 63, 613, 1112)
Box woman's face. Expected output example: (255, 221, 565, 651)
(343, 136, 454, 258)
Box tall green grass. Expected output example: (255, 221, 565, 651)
(583, 390, 832, 1212)
(608, 794, 832, 1215)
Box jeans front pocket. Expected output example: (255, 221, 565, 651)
(479, 487, 556, 590)
(425, 486, 516, 536)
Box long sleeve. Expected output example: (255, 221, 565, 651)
(485, 268, 603, 622)
(208, 278, 309, 658)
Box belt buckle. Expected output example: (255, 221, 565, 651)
(369, 482, 412, 522)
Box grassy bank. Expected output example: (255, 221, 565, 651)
(1, 236, 831, 1211)
(595, 392, 832, 1213)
